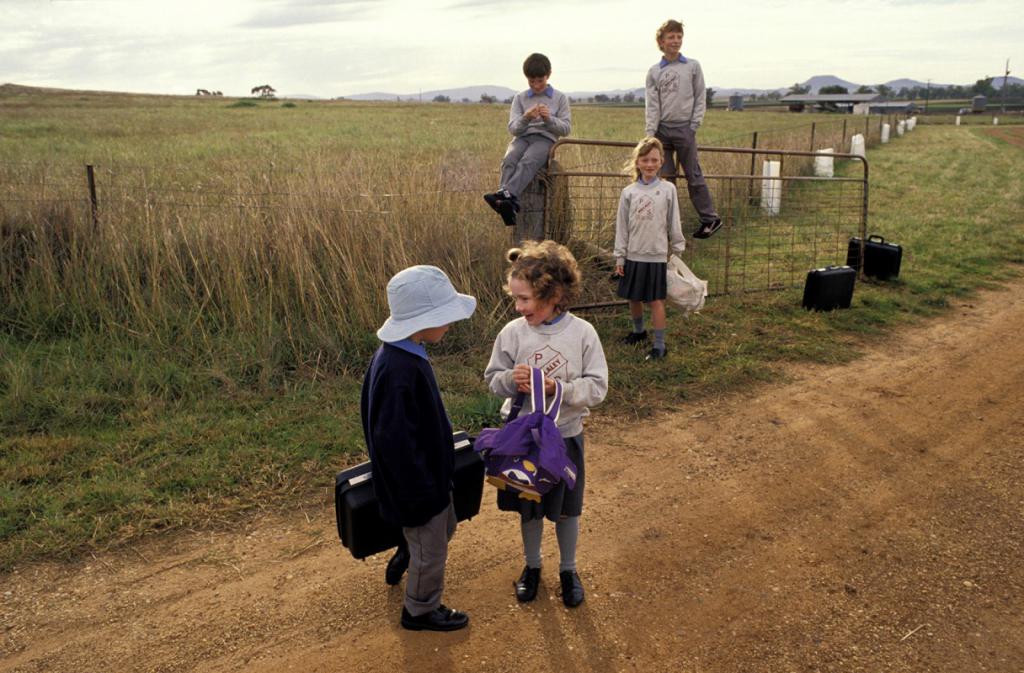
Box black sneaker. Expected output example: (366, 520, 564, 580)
(514, 566, 541, 603)
(645, 346, 668, 361)
(559, 570, 585, 608)
(692, 217, 723, 239)
(400, 605, 469, 632)
(384, 544, 410, 586)
(621, 330, 648, 345)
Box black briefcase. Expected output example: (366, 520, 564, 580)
(802, 265, 856, 311)
(846, 235, 903, 280)
(334, 432, 484, 559)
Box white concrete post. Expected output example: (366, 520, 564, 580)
(994, 117, 1000, 125)
(814, 148, 834, 177)
(897, 120, 906, 137)
(881, 123, 891, 143)
(850, 134, 866, 158)
(761, 160, 781, 216)
(956, 115, 961, 126)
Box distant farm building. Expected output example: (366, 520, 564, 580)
(728, 94, 744, 111)
(780, 93, 882, 113)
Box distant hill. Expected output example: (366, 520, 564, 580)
(993, 76, 1024, 89)
(344, 85, 517, 102)
(566, 87, 644, 99)
(800, 75, 862, 94)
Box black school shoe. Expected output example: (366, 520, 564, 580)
(692, 217, 723, 239)
(496, 197, 519, 227)
(400, 604, 469, 632)
(483, 191, 503, 213)
(645, 346, 668, 361)
(514, 566, 541, 602)
(559, 570, 585, 608)
(620, 330, 648, 346)
(384, 545, 410, 586)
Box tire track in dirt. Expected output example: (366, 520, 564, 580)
(2, 278, 1023, 673)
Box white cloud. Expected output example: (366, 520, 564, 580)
(0, 0, 1020, 96)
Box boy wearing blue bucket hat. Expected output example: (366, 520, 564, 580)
(361, 265, 477, 632)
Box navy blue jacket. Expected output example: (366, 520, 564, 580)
(360, 344, 454, 528)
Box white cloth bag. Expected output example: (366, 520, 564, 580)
(666, 255, 708, 314)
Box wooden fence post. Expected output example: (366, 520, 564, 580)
(86, 164, 99, 228)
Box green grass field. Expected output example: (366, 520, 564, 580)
(2, 86, 1023, 570)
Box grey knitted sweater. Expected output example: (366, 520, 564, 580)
(644, 56, 707, 136)
(508, 87, 572, 143)
(614, 179, 685, 266)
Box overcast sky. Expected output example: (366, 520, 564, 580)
(2, 0, 1020, 97)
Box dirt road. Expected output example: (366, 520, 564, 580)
(3, 278, 1023, 673)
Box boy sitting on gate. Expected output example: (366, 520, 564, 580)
(484, 53, 572, 227)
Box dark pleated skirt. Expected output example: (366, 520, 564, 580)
(617, 260, 667, 302)
(497, 434, 584, 522)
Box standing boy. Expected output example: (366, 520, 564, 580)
(361, 265, 477, 632)
(645, 19, 722, 239)
(484, 53, 572, 227)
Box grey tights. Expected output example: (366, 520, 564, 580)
(521, 516, 580, 572)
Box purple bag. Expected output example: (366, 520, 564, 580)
(475, 367, 577, 502)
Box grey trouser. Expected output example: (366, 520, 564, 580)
(402, 498, 457, 616)
(655, 124, 719, 224)
(500, 134, 554, 198)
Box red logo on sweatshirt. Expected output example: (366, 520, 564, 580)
(529, 346, 568, 380)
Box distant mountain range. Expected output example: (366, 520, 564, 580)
(333, 74, 1024, 102)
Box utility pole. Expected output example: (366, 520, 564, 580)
(1002, 59, 1010, 113)
(925, 79, 931, 113)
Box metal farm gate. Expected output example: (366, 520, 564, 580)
(516, 139, 869, 309)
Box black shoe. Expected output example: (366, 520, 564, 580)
(385, 545, 410, 586)
(514, 566, 541, 603)
(621, 330, 648, 346)
(645, 346, 668, 361)
(497, 198, 518, 226)
(692, 217, 722, 239)
(559, 570, 584, 608)
(400, 605, 469, 632)
(483, 191, 502, 213)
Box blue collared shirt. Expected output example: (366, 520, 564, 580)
(542, 311, 567, 325)
(527, 85, 554, 98)
(386, 338, 429, 360)
(638, 176, 660, 186)
(659, 54, 688, 68)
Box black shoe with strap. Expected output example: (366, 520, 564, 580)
(645, 346, 668, 361)
(400, 604, 469, 632)
(621, 330, 648, 346)
(515, 565, 541, 602)
(559, 570, 585, 608)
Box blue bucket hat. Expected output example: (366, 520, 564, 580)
(376, 265, 477, 343)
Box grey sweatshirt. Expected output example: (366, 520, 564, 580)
(508, 87, 572, 143)
(614, 179, 685, 266)
(644, 56, 707, 136)
(484, 313, 608, 438)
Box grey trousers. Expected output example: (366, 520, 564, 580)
(655, 124, 719, 224)
(402, 498, 457, 616)
(499, 134, 554, 198)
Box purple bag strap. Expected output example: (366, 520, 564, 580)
(508, 367, 562, 422)
(530, 367, 545, 412)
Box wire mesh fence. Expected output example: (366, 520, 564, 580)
(540, 139, 868, 308)
(2, 115, 879, 328)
